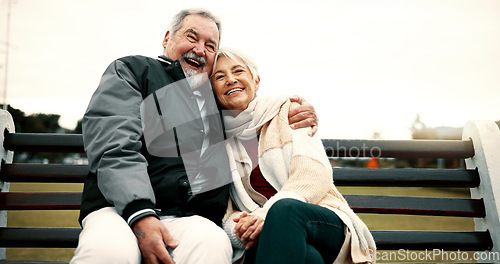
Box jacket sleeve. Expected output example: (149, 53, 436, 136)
(83, 59, 158, 224)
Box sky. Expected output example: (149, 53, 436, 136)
(1, 0, 499, 139)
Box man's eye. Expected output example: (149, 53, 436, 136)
(187, 35, 196, 41)
(206, 44, 216, 53)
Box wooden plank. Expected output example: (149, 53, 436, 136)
(345, 195, 485, 217)
(333, 168, 480, 187)
(0, 228, 492, 251)
(3, 133, 84, 153)
(0, 260, 69, 264)
(322, 139, 474, 158)
(0, 164, 480, 188)
(0, 227, 80, 248)
(3, 133, 474, 158)
(0, 192, 484, 217)
(0, 193, 81, 210)
(0, 164, 88, 183)
(372, 230, 493, 251)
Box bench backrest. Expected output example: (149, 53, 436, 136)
(1, 109, 499, 263)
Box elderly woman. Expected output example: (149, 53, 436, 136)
(211, 48, 376, 264)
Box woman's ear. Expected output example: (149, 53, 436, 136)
(255, 76, 261, 92)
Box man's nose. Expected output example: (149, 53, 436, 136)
(192, 43, 205, 57)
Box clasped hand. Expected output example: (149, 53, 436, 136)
(233, 212, 264, 249)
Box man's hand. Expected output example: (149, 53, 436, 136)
(233, 212, 264, 249)
(133, 216, 179, 264)
(289, 95, 318, 136)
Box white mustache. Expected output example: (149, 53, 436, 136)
(182, 52, 206, 67)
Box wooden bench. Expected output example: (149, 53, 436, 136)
(1, 109, 499, 263)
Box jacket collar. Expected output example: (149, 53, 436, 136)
(157, 55, 174, 65)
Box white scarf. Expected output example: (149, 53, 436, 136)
(223, 95, 288, 139)
(223, 95, 289, 212)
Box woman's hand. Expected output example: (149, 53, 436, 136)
(289, 95, 318, 136)
(233, 212, 264, 249)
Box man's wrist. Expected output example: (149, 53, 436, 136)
(127, 208, 159, 227)
(122, 199, 158, 227)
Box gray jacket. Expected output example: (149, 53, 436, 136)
(79, 55, 230, 226)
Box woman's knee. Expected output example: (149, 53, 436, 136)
(267, 198, 304, 219)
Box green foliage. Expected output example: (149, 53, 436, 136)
(6, 105, 83, 163)
(7, 105, 62, 133)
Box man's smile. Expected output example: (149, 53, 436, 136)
(182, 52, 206, 71)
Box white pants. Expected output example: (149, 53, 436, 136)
(70, 207, 232, 264)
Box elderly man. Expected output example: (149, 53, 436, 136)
(71, 8, 317, 264)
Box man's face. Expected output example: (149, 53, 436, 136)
(162, 14, 219, 77)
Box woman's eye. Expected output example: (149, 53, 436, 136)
(215, 75, 224, 80)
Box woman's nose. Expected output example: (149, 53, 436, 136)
(227, 74, 237, 84)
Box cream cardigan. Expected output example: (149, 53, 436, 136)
(223, 97, 376, 263)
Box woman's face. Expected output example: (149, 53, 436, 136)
(211, 55, 260, 111)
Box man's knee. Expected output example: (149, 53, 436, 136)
(195, 218, 231, 251)
(169, 216, 232, 263)
(71, 207, 141, 264)
(72, 234, 140, 264)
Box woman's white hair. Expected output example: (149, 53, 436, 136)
(212, 47, 259, 82)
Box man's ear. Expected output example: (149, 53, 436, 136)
(162, 31, 171, 48)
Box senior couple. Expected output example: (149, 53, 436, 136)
(71, 8, 375, 264)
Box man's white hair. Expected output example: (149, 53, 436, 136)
(169, 8, 222, 44)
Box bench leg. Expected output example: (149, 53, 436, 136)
(464, 120, 500, 263)
(0, 110, 15, 260)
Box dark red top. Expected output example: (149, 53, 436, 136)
(241, 138, 277, 200)
(250, 165, 276, 199)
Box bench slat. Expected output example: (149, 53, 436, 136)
(373, 230, 493, 251)
(0, 163, 89, 183)
(3, 133, 84, 153)
(346, 195, 485, 217)
(0, 193, 81, 210)
(334, 168, 480, 187)
(0, 227, 80, 248)
(0, 164, 88, 183)
(323, 139, 474, 158)
(0, 192, 484, 217)
(3, 133, 474, 158)
(0, 164, 480, 188)
(0, 261, 69, 264)
(0, 227, 491, 251)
